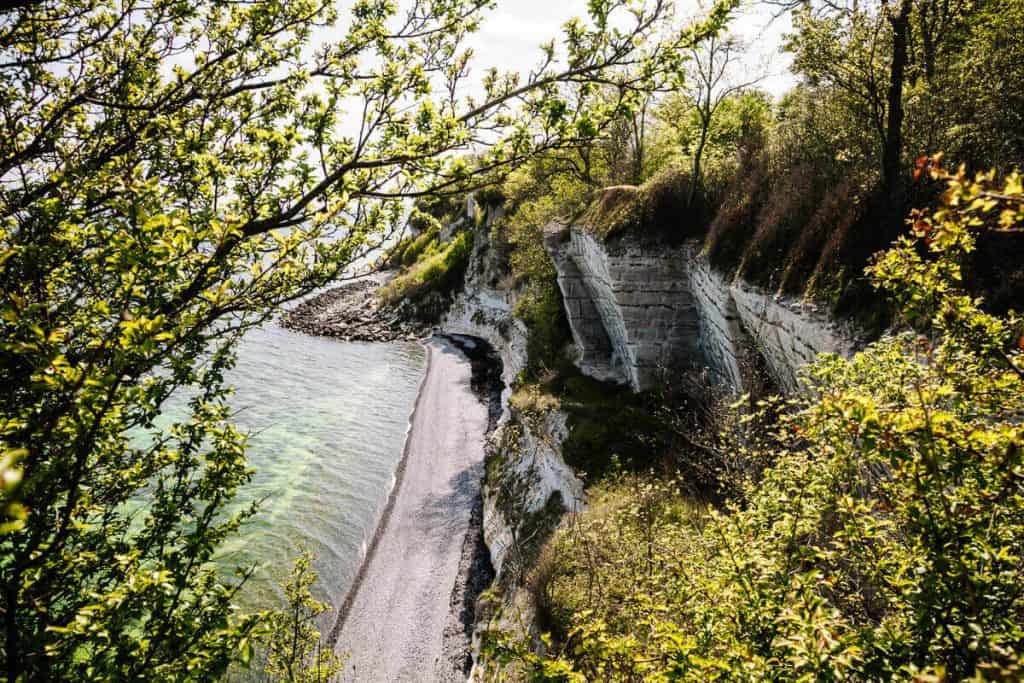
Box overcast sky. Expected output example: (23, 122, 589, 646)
(463, 0, 797, 98)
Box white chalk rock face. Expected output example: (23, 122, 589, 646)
(439, 200, 584, 583)
(546, 227, 702, 391)
(480, 410, 584, 579)
(545, 228, 863, 394)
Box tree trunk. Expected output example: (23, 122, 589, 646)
(689, 98, 711, 209)
(882, 0, 913, 198)
(688, 127, 707, 209)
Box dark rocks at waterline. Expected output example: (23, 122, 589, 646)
(282, 278, 433, 343)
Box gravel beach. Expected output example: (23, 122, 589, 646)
(329, 336, 491, 682)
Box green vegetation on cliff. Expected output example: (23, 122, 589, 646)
(2, 0, 1023, 679)
(0, 0, 741, 678)
(482, 164, 1024, 682)
(378, 230, 474, 308)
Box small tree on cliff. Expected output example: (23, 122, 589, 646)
(260, 553, 345, 683)
(0, 0, 738, 678)
(679, 32, 761, 207)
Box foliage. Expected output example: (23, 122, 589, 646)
(921, 0, 1024, 173)
(377, 230, 474, 306)
(256, 553, 345, 683)
(0, 0, 747, 677)
(519, 370, 734, 485)
(697, 93, 900, 321)
(511, 264, 569, 377)
(700, 0, 1023, 307)
(485, 167, 1024, 680)
(384, 206, 449, 269)
(650, 89, 772, 204)
(498, 163, 587, 375)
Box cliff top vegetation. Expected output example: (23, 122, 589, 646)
(2, 0, 1023, 680)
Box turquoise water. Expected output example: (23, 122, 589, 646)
(183, 323, 426, 611)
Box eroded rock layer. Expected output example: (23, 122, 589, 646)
(545, 227, 862, 393)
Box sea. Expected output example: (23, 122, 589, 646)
(156, 321, 427, 613)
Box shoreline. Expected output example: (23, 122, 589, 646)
(324, 336, 436, 647)
(324, 333, 501, 681)
(437, 335, 502, 676)
(282, 276, 433, 343)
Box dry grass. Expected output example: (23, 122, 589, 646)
(580, 167, 707, 244)
(580, 184, 641, 240)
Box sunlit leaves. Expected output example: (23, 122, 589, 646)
(486, 165, 1024, 680)
(0, 0, 739, 677)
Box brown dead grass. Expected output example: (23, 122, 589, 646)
(581, 167, 708, 244)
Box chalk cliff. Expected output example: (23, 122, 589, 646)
(439, 200, 865, 678)
(545, 225, 864, 394)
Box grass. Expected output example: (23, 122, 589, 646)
(579, 166, 710, 244)
(528, 475, 706, 643)
(377, 231, 473, 306)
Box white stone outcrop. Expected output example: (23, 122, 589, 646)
(455, 205, 864, 680)
(546, 227, 702, 391)
(481, 410, 584, 579)
(546, 228, 863, 394)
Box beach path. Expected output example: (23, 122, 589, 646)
(332, 336, 489, 682)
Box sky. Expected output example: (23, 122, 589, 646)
(316, 1, 799, 143)
(463, 0, 797, 98)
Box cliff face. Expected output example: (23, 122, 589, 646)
(546, 226, 864, 394)
(440, 203, 583, 579)
(545, 227, 702, 390)
(441, 202, 864, 676)
(444, 203, 864, 583)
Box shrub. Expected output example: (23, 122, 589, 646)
(781, 174, 868, 295)
(555, 373, 662, 481)
(503, 197, 573, 377)
(529, 476, 706, 645)
(255, 553, 346, 683)
(703, 152, 770, 271)
(400, 226, 441, 267)
(580, 184, 641, 240)
(484, 164, 1024, 681)
(377, 231, 473, 306)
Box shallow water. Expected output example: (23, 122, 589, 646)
(170, 322, 426, 611)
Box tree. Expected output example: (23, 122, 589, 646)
(881, 0, 912, 195)
(0, 0, 738, 678)
(917, 0, 1024, 172)
(679, 33, 760, 207)
(780, 0, 974, 198)
(258, 553, 345, 683)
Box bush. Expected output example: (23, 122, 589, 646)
(377, 231, 473, 306)
(580, 167, 708, 244)
(703, 151, 771, 272)
(484, 165, 1024, 681)
(255, 553, 346, 683)
(529, 476, 706, 645)
(530, 369, 740, 487)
